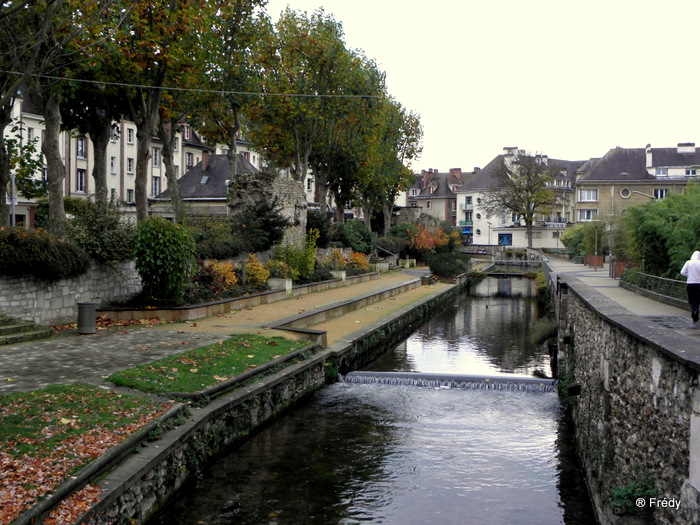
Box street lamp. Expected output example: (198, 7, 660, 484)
(591, 219, 602, 271)
(631, 190, 656, 201)
(487, 221, 492, 247)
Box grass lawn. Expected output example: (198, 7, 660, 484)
(0, 383, 172, 524)
(107, 334, 309, 395)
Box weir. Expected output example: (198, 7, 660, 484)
(342, 370, 558, 393)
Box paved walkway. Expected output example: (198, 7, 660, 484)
(2, 259, 697, 396)
(545, 256, 700, 342)
(0, 270, 444, 395)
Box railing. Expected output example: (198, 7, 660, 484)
(458, 220, 473, 226)
(460, 203, 473, 210)
(620, 268, 687, 302)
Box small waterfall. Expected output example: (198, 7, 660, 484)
(341, 371, 557, 393)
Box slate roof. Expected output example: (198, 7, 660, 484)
(157, 154, 259, 200)
(576, 148, 653, 182)
(408, 169, 475, 198)
(457, 154, 585, 192)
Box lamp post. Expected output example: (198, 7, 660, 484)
(591, 219, 602, 271)
(487, 221, 492, 247)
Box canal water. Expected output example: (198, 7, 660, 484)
(152, 296, 596, 524)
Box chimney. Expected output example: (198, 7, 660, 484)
(202, 150, 210, 171)
(646, 144, 652, 169)
(450, 168, 462, 182)
(678, 142, 696, 154)
(474, 167, 481, 173)
(503, 147, 517, 156)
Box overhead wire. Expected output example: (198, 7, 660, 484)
(3, 70, 382, 98)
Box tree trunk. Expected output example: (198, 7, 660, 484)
(134, 89, 162, 222)
(526, 220, 533, 248)
(0, 105, 12, 227)
(382, 200, 393, 237)
(90, 118, 111, 205)
(42, 93, 66, 235)
(158, 121, 183, 223)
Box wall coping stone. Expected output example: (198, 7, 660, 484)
(558, 273, 700, 372)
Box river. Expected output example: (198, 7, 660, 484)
(152, 296, 596, 524)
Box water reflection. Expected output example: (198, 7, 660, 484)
(369, 297, 550, 377)
(152, 296, 595, 525)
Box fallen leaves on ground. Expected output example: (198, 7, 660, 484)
(51, 316, 174, 332)
(0, 384, 171, 524)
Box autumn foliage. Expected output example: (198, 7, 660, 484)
(0, 384, 171, 524)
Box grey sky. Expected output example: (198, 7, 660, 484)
(264, 0, 700, 171)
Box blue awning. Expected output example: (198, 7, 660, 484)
(462, 227, 472, 234)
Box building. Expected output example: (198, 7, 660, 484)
(454, 148, 582, 249)
(406, 168, 472, 225)
(5, 92, 263, 226)
(574, 143, 700, 224)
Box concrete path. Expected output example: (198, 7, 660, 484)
(0, 270, 441, 395)
(3, 258, 697, 396)
(546, 257, 700, 343)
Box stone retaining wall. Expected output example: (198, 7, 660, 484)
(77, 279, 469, 524)
(0, 261, 141, 326)
(554, 273, 700, 525)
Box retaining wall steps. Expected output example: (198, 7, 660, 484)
(0, 316, 52, 346)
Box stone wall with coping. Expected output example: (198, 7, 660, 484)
(0, 261, 141, 326)
(555, 273, 700, 524)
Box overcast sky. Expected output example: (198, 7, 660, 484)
(263, 0, 700, 172)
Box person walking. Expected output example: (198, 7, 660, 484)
(680, 250, 700, 322)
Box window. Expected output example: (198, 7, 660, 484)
(654, 188, 667, 199)
(184, 125, 190, 140)
(152, 148, 160, 167)
(76, 169, 86, 192)
(307, 178, 313, 191)
(411, 201, 417, 207)
(579, 209, 597, 221)
(475, 213, 481, 220)
(110, 156, 117, 174)
(127, 158, 134, 173)
(465, 211, 472, 221)
(126, 189, 134, 203)
(686, 168, 697, 176)
(498, 233, 513, 246)
(475, 229, 481, 236)
(620, 188, 631, 198)
(410, 189, 418, 196)
(111, 127, 118, 143)
(76, 137, 86, 159)
(127, 128, 134, 144)
(426, 200, 431, 209)
(27, 127, 34, 141)
(466, 196, 472, 205)
(579, 189, 598, 202)
(451, 201, 456, 210)
(152, 176, 160, 196)
(186, 152, 193, 171)
(656, 168, 668, 176)
(110, 188, 117, 202)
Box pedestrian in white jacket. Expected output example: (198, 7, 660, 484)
(680, 250, 700, 322)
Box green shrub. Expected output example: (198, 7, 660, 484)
(271, 229, 319, 281)
(0, 227, 90, 281)
(231, 199, 290, 253)
(331, 221, 373, 254)
(134, 217, 196, 303)
(65, 200, 136, 264)
(375, 236, 406, 257)
(306, 210, 332, 248)
(428, 252, 470, 278)
(189, 218, 243, 260)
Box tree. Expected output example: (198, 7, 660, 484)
(104, 0, 210, 221)
(248, 8, 351, 183)
(195, 0, 266, 184)
(624, 183, 700, 277)
(481, 152, 561, 248)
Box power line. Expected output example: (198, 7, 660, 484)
(4, 70, 382, 98)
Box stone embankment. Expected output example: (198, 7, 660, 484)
(552, 269, 700, 525)
(35, 276, 468, 524)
